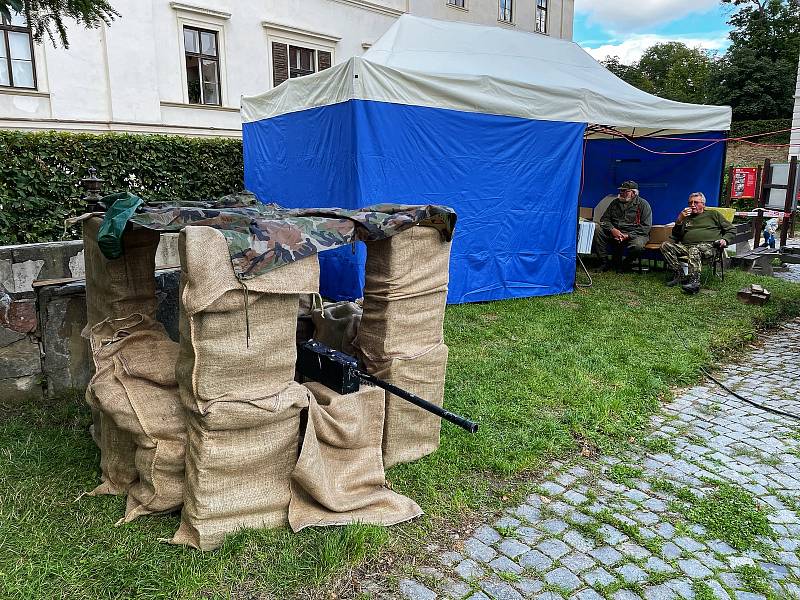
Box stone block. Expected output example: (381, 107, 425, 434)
(8, 240, 83, 295)
(0, 336, 41, 378)
(0, 324, 25, 348)
(10, 259, 44, 294)
(0, 257, 12, 293)
(155, 269, 179, 341)
(0, 374, 43, 402)
(35, 268, 180, 396)
(2, 299, 37, 334)
(38, 282, 91, 396)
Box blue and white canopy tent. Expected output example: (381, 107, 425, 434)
(241, 15, 732, 303)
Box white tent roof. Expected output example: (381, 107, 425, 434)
(242, 15, 731, 134)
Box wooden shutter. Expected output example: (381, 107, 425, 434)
(272, 42, 289, 87)
(318, 50, 332, 71)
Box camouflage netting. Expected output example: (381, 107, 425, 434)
(91, 192, 456, 280)
(79, 197, 457, 550)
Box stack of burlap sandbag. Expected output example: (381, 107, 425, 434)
(80, 217, 438, 550)
(82, 218, 185, 522)
(355, 225, 452, 469)
(171, 226, 320, 550)
(85, 314, 184, 522)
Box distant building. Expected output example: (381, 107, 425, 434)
(0, 0, 575, 137)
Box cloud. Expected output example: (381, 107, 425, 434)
(575, 0, 720, 31)
(581, 34, 729, 64)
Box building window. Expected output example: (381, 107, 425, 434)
(498, 0, 513, 22)
(0, 12, 36, 89)
(536, 0, 548, 33)
(183, 26, 220, 105)
(289, 46, 316, 78)
(447, 0, 466, 8)
(272, 42, 331, 88)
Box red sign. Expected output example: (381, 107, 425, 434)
(730, 167, 758, 199)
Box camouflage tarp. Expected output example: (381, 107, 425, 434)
(98, 193, 457, 281)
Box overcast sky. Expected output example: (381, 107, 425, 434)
(575, 0, 733, 63)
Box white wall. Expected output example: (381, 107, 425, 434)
(791, 53, 800, 158)
(410, 0, 573, 40)
(0, 0, 574, 137)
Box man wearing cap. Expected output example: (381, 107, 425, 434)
(661, 192, 735, 294)
(593, 181, 653, 271)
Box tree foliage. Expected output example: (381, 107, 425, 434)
(601, 56, 656, 94)
(0, 0, 118, 47)
(601, 0, 799, 119)
(711, 0, 800, 119)
(602, 43, 715, 104)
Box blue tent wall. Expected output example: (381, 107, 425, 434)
(243, 101, 366, 298)
(579, 132, 726, 225)
(244, 100, 586, 303)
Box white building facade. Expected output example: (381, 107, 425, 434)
(0, 0, 574, 137)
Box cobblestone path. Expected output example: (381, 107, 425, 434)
(396, 320, 800, 600)
(775, 237, 800, 284)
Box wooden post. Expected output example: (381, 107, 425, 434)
(754, 159, 770, 248)
(725, 165, 734, 207)
(780, 155, 798, 247)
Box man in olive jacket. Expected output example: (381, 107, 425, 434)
(661, 192, 735, 294)
(593, 180, 653, 271)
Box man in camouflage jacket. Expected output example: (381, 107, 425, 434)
(661, 192, 735, 294)
(593, 180, 653, 271)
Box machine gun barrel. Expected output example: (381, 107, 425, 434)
(297, 339, 478, 434)
(358, 370, 478, 434)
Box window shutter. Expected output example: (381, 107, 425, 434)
(318, 50, 332, 71)
(272, 41, 289, 87)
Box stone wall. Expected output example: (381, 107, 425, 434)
(0, 235, 179, 402)
(725, 142, 789, 168)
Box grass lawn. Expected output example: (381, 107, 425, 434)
(1, 269, 799, 599)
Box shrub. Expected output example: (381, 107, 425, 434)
(729, 119, 791, 144)
(0, 131, 243, 244)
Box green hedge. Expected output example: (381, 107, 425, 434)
(0, 131, 243, 245)
(729, 119, 792, 144)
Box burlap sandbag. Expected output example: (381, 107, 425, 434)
(176, 226, 319, 414)
(84, 315, 184, 520)
(310, 296, 362, 355)
(85, 386, 138, 496)
(296, 294, 315, 344)
(361, 343, 449, 469)
(83, 217, 160, 452)
(363, 225, 450, 299)
(83, 217, 160, 325)
(289, 382, 422, 532)
(170, 381, 312, 550)
(356, 226, 450, 361)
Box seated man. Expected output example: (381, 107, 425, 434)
(661, 192, 735, 294)
(593, 181, 653, 271)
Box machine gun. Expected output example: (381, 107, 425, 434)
(297, 339, 479, 434)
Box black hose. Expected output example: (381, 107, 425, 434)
(701, 367, 800, 422)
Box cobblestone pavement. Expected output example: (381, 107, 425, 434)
(395, 320, 800, 600)
(774, 237, 800, 284)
